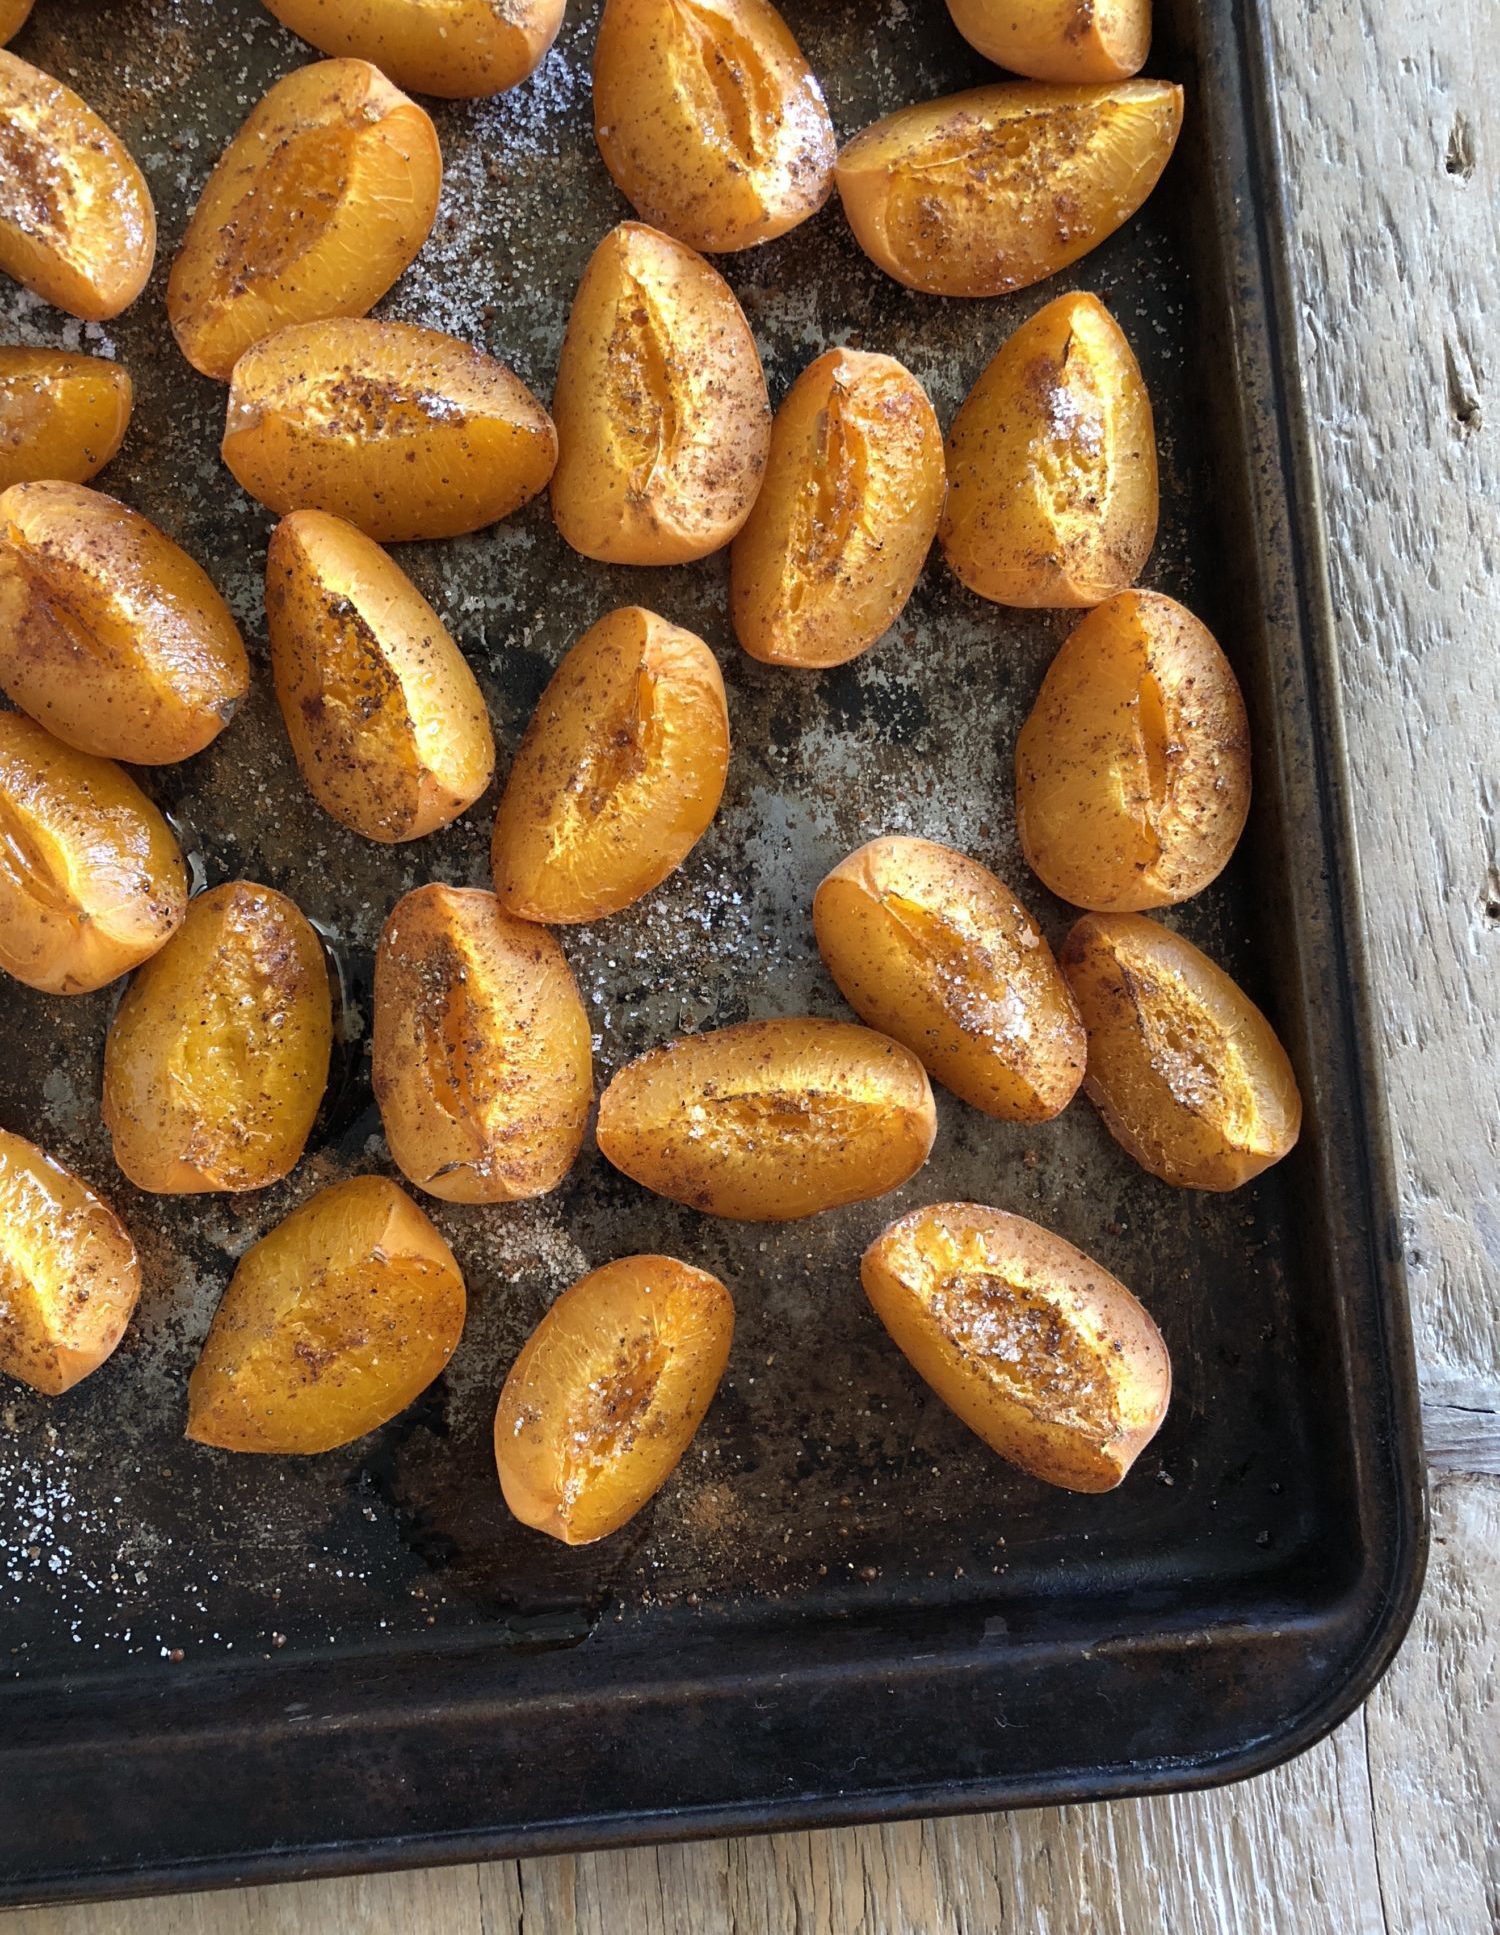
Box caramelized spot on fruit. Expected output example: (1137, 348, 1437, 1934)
(216, 124, 355, 290)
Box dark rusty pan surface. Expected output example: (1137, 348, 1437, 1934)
(0, 0, 1424, 1904)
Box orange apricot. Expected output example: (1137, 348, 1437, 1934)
(946, 0, 1152, 82)
(0, 348, 132, 490)
(262, 0, 566, 99)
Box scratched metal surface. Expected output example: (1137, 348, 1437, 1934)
(0, 0, 1312, 1683)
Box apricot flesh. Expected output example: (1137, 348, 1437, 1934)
(222, 318, 558, 541)
(940, 291, 1157, 608)
(0, 348, 132, 491)
(814, 836, 1085, 1121)
(835, 79, 1183, 297)
(0, 1127, 141, 1396)
(1061, 912, 1303, 1189)
(596, 1016, 938, 1221)
(372, 884, 593, 1203)
(0, 711, 187, 995)
(187, 1175, 466, 1455)
(169, 59, 442, 382)
(0, 480, 250, 763)
(262, 0, 566, 99)
(491, 606, 730, 924)
(101, 881, 333, 1195)
(862, 1201, 1170, 1491)
(1015, 590, 1251, 910)
(268, 509, 495, 843)
(495, 1254, 734, 1545)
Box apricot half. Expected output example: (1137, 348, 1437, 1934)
(1016, 590, 1251, 910)
(263, 0, 566, 100)
(0, 348, 132, 491)
(947, 0, 1151, 82)
(222, 318, 557, 541)
(940, 291, 1157, 608)
(0, 50, 156, 320)
(550, 222, 771, 565)
(186, 1175, 466, 1455)
(596, 1016, 938, 1221)
(491, 606, 729, 924)
(0, 712, 186, 994)
(593, 0, 836, 253)
(268, 510, 494, 843)
(102, 881, 333, 1195)
(0, 1128, 141, 1396)
(835, 79, 1182, 298)
(1061, 912, 1303, 1189)
(0, 4, 34, 48)
(814, 836, 1084, 1120)
(373, 884, 592, 1203)
(862, 1201, 1170, 1491)
(169, 60, 442, 382)
(0, 480, 250, 762)
(495, 1254, 734, 1545)
(730, 348, 945, 668)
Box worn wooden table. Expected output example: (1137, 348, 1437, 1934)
(7, 0, 1497, 1927)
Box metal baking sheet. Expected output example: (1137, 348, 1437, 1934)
(0, 0, 1425, 1905)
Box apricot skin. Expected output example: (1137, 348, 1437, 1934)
(0, 50, 156, 320)
(169, 59, 442, 381)
(593, 0, 836, 254)
(862, 1201, 1170, 1491)
(101, 882, 334, 1196)
(186, 1175, 466, 1455)
(0, 349, 132, 491)
(222, 318, 558, 541)
(550, 222, 771, 566)
(0, 4, 34, 48)
(940, 291, 1157, 609)
(262, 0, 566, 99)
(495, 1254, 734, 1546)
(814, 836, 1085, 1121)
(0, 1128, 141, 1397)
(731, 349, 945, 669)
(0, 712, 187, 995)
(946, 0, 1151, 82)
(491, 606, 730, 925)
(1061, 912, 1303, 1190)
(0, 480, 250, 764)
(596, 1016, 938, 1222)
(268, 510, 495, 843)
(1016, 591, 1251, 910)
(372, 884, 593, 1204)
(835, 79, 1183, 298)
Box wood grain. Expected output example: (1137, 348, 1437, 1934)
(4, 0, 1496, 1927)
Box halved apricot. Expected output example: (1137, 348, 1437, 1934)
(593, 0, 836, 253)
(0, 348, 132, 491)
(0, 4, 34, 48)
(495, 1253, 734, 1545)
(102, 881, 333, 1195)
(491, 606, 729, 924)
(268, 509, 494, 843)
(862, 1201, 1170, 1490)
(0, 480, 249, 762)
(940, 291, 1157, 608)
(373, 883, 593, 1203)
(550, 221, 771, 565)
(835, 79, 1182, 297)
(222, 318, 557, 541)
(0, 50, 156, 320)
(596, 1016, 938, 1221)
(1016, 591, 1251, 910)
(0, 712, 186, 994)
(186, 1175, 466, 1455)
(168, 60, 442, 382)
(263, 0, 566, 100)
(1061, 912, 1302, 1189)
(946, 0, 1151, 82)
(730, 348, 945, 668)
(814, 836, 1084, 1120)
(0, 1128, 141, 1396)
